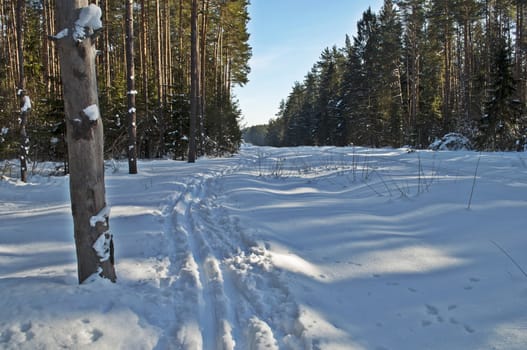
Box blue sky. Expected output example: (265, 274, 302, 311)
(234, 0, 384, 127)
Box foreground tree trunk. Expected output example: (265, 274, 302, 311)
(54, 0, 116, 284)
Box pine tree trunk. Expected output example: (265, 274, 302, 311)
(199, 0, 209, 154)
(188, 0, 199, 163)
(139, 0, 148, 157)
(155, 0, 165, 156)
(102, 0, 111, 102)
(16, 0, 29, 183)
(54, 0, 116, 284)
(125, 0, 137, 174)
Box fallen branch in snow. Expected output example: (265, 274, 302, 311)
(490, 240, 527, 280)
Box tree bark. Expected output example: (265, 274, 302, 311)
(54, 0, 116, 284)
(155, 0, 165, 155)
(16, 0, 29, 183)
(188, 0, 199, 163)
(125, 0, 137, 174)
(199, 0, 209, 154)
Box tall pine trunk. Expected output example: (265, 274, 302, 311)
(54, 0, 116, 284)
(188, 0, 199, 163)
(16, 0, 29, 183)
(125, 0, 137, 174)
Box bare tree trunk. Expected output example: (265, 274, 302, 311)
(188, 0, 199, 163)
(54, 0, 116, 284)
(16, 0, 29, 183)
(102, 0, 111, 101)
(139, 0, 148, 157)
(199, 0, 209, 154)
(155, 0, 165, 156)
(125, 0, 137, 174)
(42, 0, 52, 95)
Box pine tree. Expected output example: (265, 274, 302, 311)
(339, 34, 361, 146)
(480, 32, 519, 150)
(315, 47, 344, 145)
(349, 8, 382, 147)
(378, 0, 404, 146)
(398, 0, 426, 146)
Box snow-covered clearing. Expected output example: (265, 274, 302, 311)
(1, 145, 526, 349)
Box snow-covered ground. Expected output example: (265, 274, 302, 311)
(1, 145, 526, 350)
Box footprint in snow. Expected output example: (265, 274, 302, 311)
(464, 277, 480, 290)
(0, 322, 35, 344)
(425, 304, 439, 316)
(464, 325, 476, 334)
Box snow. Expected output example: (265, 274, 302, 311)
(429, 133, 472, 151)
(52, 28, 69, 40)
(20, 95, 31, 113)
(92, 233, 112, 262)
(74, 4, 103, 43)
(83, 104, 100, 122)
(90, 205, 110, 227)
(1, 145, 526, 349)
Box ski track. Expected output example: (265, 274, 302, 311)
(161, 163, 307, 350)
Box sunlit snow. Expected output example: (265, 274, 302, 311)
(1, 145, 526, 349)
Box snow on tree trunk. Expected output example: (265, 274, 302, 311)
(54, 0, 116, 284)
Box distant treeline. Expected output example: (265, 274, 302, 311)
(247, 0, 527, 151)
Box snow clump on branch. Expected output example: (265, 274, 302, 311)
(90, 205, 110, 227)
(93, 232, 112, 262)
(73, 4, 103, 43)
(21, 96, 32, 113)
(83, 104, 101, 122)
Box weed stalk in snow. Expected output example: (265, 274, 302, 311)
(467, 153, 481, 209)
(490, 240, 527, 280)
(418, 153, 422, 194)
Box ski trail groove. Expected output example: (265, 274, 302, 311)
(164, 164, 307, 349)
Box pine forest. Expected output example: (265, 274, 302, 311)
(0, 0, 251, 165)
(248, 0, 527, 152)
